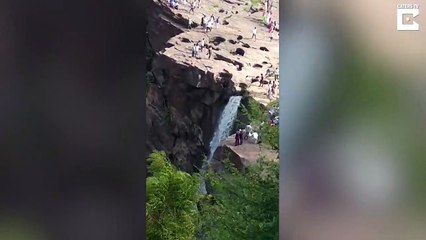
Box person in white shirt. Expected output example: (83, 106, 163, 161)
(200, 38, 205, 51)
(195, 44, 200, 58)
(251, 132, 259, 144)
(244, 124, 252, 140)
(267, 84, 272, 99)
(274, 67, 279, 81)
(188, 17, 192, 29)
(207, 20, 212, 32)
(251, 27, 257, 41)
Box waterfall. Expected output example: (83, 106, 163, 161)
(199, 95, 242, 194)
(207, 96, 242, 162)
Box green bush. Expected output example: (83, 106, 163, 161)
(240, 97, 279, 150)
(200, 158, 279, 239)
(146, 151, 200, 240)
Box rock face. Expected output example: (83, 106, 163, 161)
(211, 134, 279, 171)
(159, 0, 280, 106)
(146, 1, 236, 172)
(146, 0, 279, 172)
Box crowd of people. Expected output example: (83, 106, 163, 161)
(167, 0, 280, 98)
(171, 0, 278, 46)
(187, 7, 220, 59)
(234, 106, 278, 146)
(235, 124, 259, 146)
(257, 67, 278, 99)
(261, 0, 278, 41)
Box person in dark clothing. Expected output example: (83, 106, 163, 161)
(235, 130, 240, 146)
(207, 46, 212, 59)
(200, 38, 205, 52)
(259, 73, 264, 87)
(272, 80, 276, 96)
(189, 1, 195, 13)
(191, 44, 195, 57)
(239, 129, 243, 145)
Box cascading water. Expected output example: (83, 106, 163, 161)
(207, 96, 242, 161)
(199, 96, 242, 194)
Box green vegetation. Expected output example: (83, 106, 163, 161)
(250, 0, 261, 7)
(237, 97, 279, 150)
(199, 158, 279, 239)
(146, 151, 279, 240)
(147, 83, 279, 240)
(146, 151, 200, 240)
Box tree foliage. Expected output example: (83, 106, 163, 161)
(240, 97, 279, 150)
(146, 152, 279, 240)
(146, 151, 200, 240)
(199, 158, 279, 240)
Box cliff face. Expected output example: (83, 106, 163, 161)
(146, 1, 236, 172)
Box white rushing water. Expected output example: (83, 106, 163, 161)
(200, 95, 242, 194)
(207, 95, 242, 162)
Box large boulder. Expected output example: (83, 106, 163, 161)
(210, 134, 279, 171)
(210, 134, 278, 171)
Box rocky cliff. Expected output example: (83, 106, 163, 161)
(146, 0, 279, 172)
(146, 0, 236, 172)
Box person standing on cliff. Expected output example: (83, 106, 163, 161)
(251, 27, 257, 41)
(201, 15, 205, 28)
(189, 1, 195, 14)
(195, 42, 200, 58)
(207, 46, 212, 59)
(235, 130, 240, 146)
(188, 17, 193, 29)
(200, 38, 205, 52)
(263, 0, 268, 16)
(191, 44, 196, 58)
(274, 67, 279, 81)
(245, 124, 252, 140)
(259, 73, 264, 87)
(267, 83, 273, 99)
(268, 20, 275, 33)
(207, 20, 213, 32)
(272, 80, 276, 96)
